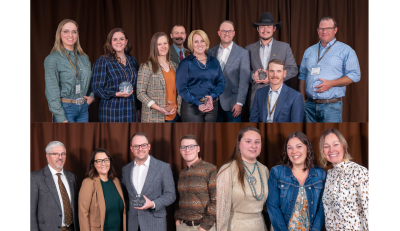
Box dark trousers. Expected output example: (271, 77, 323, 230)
(216, 101, 242, 122)
(181, 100, 218, 122)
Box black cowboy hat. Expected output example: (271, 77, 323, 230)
(252, 12, 282, 29)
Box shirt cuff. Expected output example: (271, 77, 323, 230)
(251, 72, 255, 80)
(236, 102, 243, 106)
(147, 100, 155, 108)
(152, 201, 155, 209)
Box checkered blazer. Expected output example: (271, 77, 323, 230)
(137, 61, 182, 122)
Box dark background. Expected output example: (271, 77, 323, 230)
(31, 0, 368, 123)
(31, 122, 368, 231)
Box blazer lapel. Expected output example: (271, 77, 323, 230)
(270, 40, 279, 61)
(140, 156, 158, 195)
(274, 84, 289, 121)
(44, 166, 62, 212)
(127, 162, 139, 195)
(261, 86, 270, 123)
(64, 171, 76, 214)
(113, 178, 125, 205)
(94, 177, 106, 225)
(157, 67, 167, 91)
(223, 42, 239, 74)
(170, 45, 179, 63)
(252, 42, 263, 69)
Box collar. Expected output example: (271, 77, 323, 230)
(64, 47, 77, 56)
(260, 38, 274, 48)
(319, 38, 337, 48)
(173, 44, 184, 53)
(188, 53, 211, 62)
(219, 41, 233, 51)
(283, 165, 317, 178)
(134, 155, 151, 167)
(269, 83, 283, 94)
(188, 158, 202, 168)
(333, 159, 350, 170)
(48, 164, 64, 176)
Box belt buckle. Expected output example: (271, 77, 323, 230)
(76, 98, 85, 105)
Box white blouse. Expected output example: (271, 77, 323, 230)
(322, 161, 369, 230)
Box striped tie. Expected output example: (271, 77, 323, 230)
(56, 173, 72, 226)
(179, 50, 184, 61)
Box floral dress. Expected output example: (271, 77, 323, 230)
(288, 186, 310, 231)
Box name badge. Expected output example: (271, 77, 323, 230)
(311, 67, 320, 75)
(76, 83, 81, 94)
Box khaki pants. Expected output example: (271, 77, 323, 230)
(176, 222, 216, 231)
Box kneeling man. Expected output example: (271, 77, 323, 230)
(175, 135, 216, 231)
(250, 59, 303, 122)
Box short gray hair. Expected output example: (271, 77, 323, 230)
(45, 141, 66, 154)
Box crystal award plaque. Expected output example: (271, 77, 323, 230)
(119, 81, 133, 93)
(258, 70, 267, 80)
(166, 100, 177, 112)
(132, 194, 146, 207)
(199, 97, 212, 109)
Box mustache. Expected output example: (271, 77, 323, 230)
(175, 37, 184, 40)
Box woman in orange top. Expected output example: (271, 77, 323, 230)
(137, 32, 182, 122)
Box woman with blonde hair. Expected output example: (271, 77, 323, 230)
(320, 128, 369, 230)
(44, 19, 94, 122)
(136, 32, 182, 122)
(176, 30, 225, 122)
(217, 126, 269, 231)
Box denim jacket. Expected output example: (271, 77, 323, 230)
(266, 165, 326, 231)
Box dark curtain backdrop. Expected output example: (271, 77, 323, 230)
(31, 0, 368, 122)
(31, 122, 368, 231)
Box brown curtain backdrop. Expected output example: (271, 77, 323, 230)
(31, 0, 368, 122)
(31, 122, 367, 230)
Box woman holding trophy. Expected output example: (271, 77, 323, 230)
(176, 30, 226, 122)
(136, 32, 182, 122)
(92, 28, 140, 122)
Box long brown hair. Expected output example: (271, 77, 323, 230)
(50, 19, 87, 56)
(147, 32, 171, 73)
(85, 148, 117, 180)
(281, 131, 316, 171)
(103, 28, 132, 63)
(218, 126, 262, 193)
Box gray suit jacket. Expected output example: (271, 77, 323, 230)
(170, 45, 190, 65)
(207, 42, 251, 111)
(120, 156, 176, 231)
(245, 39, 298, 107)
(31, 165, 79, 231)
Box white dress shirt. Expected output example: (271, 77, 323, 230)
(132, 155, 155, 208)
(48, 164, 72, 227)
(252, 39, 274, 81)
(266, 84, 282, 122)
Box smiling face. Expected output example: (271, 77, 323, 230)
(180, 139, 200, 166)
(111, 32, 128, 54)
(46, 146, 66, 172)
(60, 22, 78, 50)
(239, 131, 262, 163)
(218, 22, 235, 45)
(170, 26, 186, 46)
(130, 135, 151, 164)
(257, 25, 276, 41)
(192, 33, 207, 56)
(318, 19, 337, 45)
(268, 62, 287, 88)
(287, 137, 308, 168)
(94, 152, 110, 177)
(157, 35, 169, 58)
(323, 133, 345, 165)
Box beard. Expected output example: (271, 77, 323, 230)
(260, 35, 273, 41)
(173, 37, 184, 44)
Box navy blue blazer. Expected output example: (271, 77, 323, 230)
(249, 83, 303, 122)
(176, 54, 226, 106)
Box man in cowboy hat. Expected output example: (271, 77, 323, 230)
(245, 12, 298, 110)
(298, 16, 360, 122)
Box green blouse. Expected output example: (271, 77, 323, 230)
(100, 179, 124, 231)
(44, 48, 94, 122)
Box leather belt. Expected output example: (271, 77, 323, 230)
(307, 97, 341, 104)
(61, 98, 87, 105)
(181, 220, 200, 226)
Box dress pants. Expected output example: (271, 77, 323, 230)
(181, 100, 218, 122)
(216, 101, 242, 122)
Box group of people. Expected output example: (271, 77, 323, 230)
(217, 127, 369, 231)
(31, 127, 368, 231)
(44, 12, 360, 123)
(31, 133, 216, 231)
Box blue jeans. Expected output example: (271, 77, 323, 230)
(55, 101, 89, 122)
(216, 101, 242, 122)
(304, 99, 342, 122)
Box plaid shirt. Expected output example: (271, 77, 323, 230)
(92, 55, 140, 122)
(136, 61, 182, 122)
(174, 159, 216, 230)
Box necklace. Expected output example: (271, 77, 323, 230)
(116, 56, 135, 83)
(195, 58, 207, 69)
(243, 161, 265, 201)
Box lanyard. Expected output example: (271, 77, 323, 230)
(317, 40, 337, 64)
(267, 92, 279, 117)
(63, 48, 79, 81)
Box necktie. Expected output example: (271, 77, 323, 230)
(179, 50, 183, 61)
(56, 173, 73, 226)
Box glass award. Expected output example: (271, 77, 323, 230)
(166, 100, 177, 112)
(199, 97, 212, 109)
(119, 81, 133, 93)
(258, 70, 267, 80)
(132, 194, 146, 207)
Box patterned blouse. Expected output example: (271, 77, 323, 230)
(92, 55, 139, 122)
(322, 161, 369, 230)
(288, 186, 310, 231)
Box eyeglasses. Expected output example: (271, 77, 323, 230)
(131, 143, 149, 150)
(317, 27, 336, 32)
(94, 158, 110, 165)
(47, 153, 67, 157)
(179, 145, 199, 151)
(220, 30, 234, 35)
(62, 30, 79, 35)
